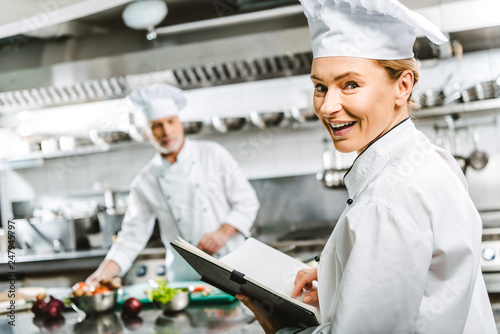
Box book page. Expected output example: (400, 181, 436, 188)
(173, 236, 321, 324)
(220, 238, 310, 299)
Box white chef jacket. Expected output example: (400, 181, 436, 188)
(105, 139, 260, 281)
(279, 119, 496, 334)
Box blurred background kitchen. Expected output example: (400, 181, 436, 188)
(1, 0, 500, 326)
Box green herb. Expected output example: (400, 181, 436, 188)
(148, 278, 181, 304)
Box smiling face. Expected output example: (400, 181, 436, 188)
(148, 115, 184, 156)
(311, 57, 412, 154)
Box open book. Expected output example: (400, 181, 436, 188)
(171, 236, 321, 328)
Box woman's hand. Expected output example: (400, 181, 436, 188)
(291, 268, 318, 304)
(236, 294, 282, 334)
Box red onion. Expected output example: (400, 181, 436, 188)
(48, 296, 65, 312)
(30, 296, 47, 316)
(43, 303, 61, 320)
(121, 298, 142, 317)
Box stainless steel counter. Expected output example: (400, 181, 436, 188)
(0, 302, 263, 334)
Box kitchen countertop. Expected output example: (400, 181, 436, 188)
(0, 302, 264, 334)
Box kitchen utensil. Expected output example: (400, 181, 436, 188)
(443, 116, 469, 174)
(318, 139, 346, 189)
(468, 129, 489, 170)
(182, 121, 203, 135)
(249, 111, 285, 129)
(476, 80, 498, 100)
(97, 212, 124, 249)
(289, 106, 318, 123)
(461, 85, 478, 103)
(211, 116, 246, 133)
(152, 291, 190, 313)
(89, 130, 131, 147)
(70, 290, 118, 314)
(442, 82, 463, 105)
(26, 218, 62, 252)
(461, 80, 499, 103)
(40, 138, 59, 154)
(420, 89, 444, 108)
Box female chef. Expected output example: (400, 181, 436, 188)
(237, 0, 497, 333)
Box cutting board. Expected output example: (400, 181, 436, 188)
(0, 287, 46, 302)
(116, 281, 236, 306)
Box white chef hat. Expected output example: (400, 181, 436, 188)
(299, 0, 448, 60)
(128, 83, 187, 127)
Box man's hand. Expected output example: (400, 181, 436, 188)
(236, 294, 282, 334)
(197, 224, 237, 255)
(86, 260, 121, 286)
(291, 268, 318, 304)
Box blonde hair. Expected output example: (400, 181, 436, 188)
(374, 58, 420, 110)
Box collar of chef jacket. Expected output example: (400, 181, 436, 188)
(343, 118, 412, 199)
(152, 138, 194, 172)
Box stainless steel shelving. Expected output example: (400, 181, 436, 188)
(416, 98, 500, 119)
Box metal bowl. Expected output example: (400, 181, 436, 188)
(70, 291, 117, 314)
(289, 106, 318, 122)
(183, 122, 203, 135)
(152, 291, 190, 313)
(211, 117, 247, 133)
(249, 111, 285, 129)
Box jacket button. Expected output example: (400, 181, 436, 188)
(347, 199, 353, 205)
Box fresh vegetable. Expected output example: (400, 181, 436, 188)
(42, 302, 61, 320)
(90, 285, 110, 295)
(30, 296, 47, 316)
(48, 296, 65, 313)
(31, 295, 64, 320)
(147, 278, 182, 304)
(72, 282, 92, 297)
(71, 278, 121, 297)
(122, 297, 142, 317)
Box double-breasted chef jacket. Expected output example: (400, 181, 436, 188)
(279, 119, 496, 334)
(106, 139, 260, 281)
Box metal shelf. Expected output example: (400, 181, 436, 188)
(0, 141, 149, 170)
(416, 98, 500, 119)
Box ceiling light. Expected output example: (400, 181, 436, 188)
(122, 0, 168, 40)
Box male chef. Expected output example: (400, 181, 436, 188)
(87, 83, 260, 282)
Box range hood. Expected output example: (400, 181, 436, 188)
(0, 0, 500, 113)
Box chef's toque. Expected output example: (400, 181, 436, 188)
(299, 0, 448, 60)
(128, 83, 187, 126)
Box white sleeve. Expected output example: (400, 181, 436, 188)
(325, 202, 433, 333)
(216, 146, 260, 237)
(105, 183, 156, 276)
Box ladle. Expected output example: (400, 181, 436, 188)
(468, 128, 489, 170)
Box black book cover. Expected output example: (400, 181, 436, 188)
(171, 241, 320, 328)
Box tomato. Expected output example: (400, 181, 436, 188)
(91, 285, 110, 295)
(72, 282, 87, 291)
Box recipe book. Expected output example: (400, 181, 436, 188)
(171, 237, 321, 328)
